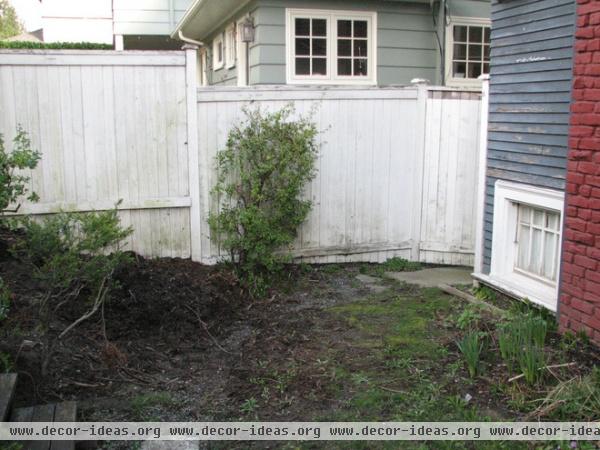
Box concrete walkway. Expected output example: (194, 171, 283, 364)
(383, 267, 473, 287)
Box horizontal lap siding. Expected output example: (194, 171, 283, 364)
(113, 0, 194, 35)
(482, 0, 575, 273)
(253, 0, 439, 85)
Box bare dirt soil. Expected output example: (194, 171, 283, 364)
(1, 254, 600, 450)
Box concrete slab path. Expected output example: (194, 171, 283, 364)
(384, 267, 473, 287)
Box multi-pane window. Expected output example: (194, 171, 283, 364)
(515, 205, 561, 283)
(294, 17, 328, 76)
(287, 9, 376, 84)
(447, 20, 490, 83)
(336, 19, 368, 77)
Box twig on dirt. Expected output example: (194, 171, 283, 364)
(59, 276, 109, 339)
(68, 380, 103, 388)
(184, 304, 231, 354)
(377, 385, 406, 394)
(508, 363, 576, 383)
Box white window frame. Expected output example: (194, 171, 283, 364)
(213, 33, 224, 70)
(225, 23, 236, 69)
(445, 16, 491, 88)
(199, 47, 208, 87)
(285, 8, 377, 85)
(488, 181, 564, 311)
(236, 18, 248, 86)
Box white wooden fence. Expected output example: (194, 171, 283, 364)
(196, 86, 481, 265)
(0, 49, 481, 266)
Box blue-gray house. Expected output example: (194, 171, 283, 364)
(473, 0, 576, 312)
(172, 0, 491, 87)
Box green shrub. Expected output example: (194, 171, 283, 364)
(455, 306, 482, 331)
(12, 207, 132, 375)
(208, 106, 319, 298)
(457, 331, 485, 378)
(0, 127, 41, 214)
(0, 41, 112, 50)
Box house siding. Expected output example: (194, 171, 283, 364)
(113, 0, 193, 36)
(204, 0, 489, 86)
(482, 0, 576, 273)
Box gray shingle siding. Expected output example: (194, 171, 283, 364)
(482, 0, 576, 273)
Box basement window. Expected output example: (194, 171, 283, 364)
(488, 181, 564, 311)
(286, 9, 377, 85)
(515, 205, 561, 283)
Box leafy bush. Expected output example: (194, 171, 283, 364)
(0, 127, 41, 214)
(455, 306, 482, 331)
(12, 208, 132, 375)
(0, 41, 113, 50)
(209, 106, 319, 298)
(457, 331, 485, 378)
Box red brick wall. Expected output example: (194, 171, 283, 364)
(559, 0, 600, 343)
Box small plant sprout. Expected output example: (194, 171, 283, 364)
(240, 397, 258, 415)
(457, 332, 485, 378)
(518, 343, 546, 386)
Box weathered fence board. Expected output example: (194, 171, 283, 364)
(0, 50, 191, 258)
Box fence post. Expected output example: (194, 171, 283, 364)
(184, 44, 202, 262)
(473, 74, 490, 276)
(411, 80, 428, 262)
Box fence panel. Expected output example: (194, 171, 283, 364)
(420, 89, 482, 266)
(196, 86, 481, 265)
(0, 50, 192, 258)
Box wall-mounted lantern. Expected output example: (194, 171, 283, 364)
(240, 17, 255, 43)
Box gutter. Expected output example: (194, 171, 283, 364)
(178, 30, 204, 47)
(170, 0, 205, 39)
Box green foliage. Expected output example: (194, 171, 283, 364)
(240, 397, 258, 415)
(0, 351, 12, 373)
(0, 277, 10, 322)
(534, 367, 600, 421)
(0, 127, 41, 214)
(208, 106, 318, 298)
(457, 331, 484, 378)
(0, 0, 22, 39)
(380, 257, 421, 273)
(455, 306, 482, 331)
(517, 342, 546, 386)
(12, 207, 132, 374)
(473, 285, 496, 302)
(0, 41, 113, 49)
(497, 312, 548, 382)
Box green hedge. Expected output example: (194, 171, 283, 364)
(0, 41, 113, 50)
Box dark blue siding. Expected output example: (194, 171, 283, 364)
(482, 0, 575, 273)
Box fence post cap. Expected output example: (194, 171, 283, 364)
(182, 43, 199, 50)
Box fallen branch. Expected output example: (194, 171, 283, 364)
(508, 363, 577, 383)
(184, 304, 231, 354)
(377, 385, 406, 394)
(438, 284, 505, 316)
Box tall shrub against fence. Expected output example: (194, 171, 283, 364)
(0, 48, 482, 266)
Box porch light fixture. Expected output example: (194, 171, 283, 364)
(240, 17, 255, 43)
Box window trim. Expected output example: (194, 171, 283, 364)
(285, 8, 377, 85)
(444, 16, 491, 88)
(213, 33, 224, 70)
(488, 181, 564, 311)
(225, 23, 236, 69)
